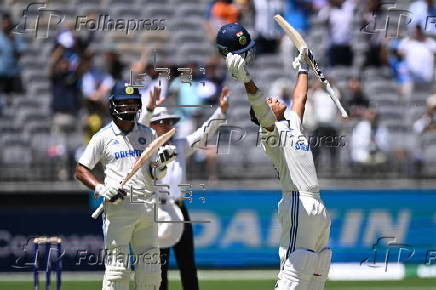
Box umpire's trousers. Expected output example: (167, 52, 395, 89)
(159, 201, 199, 290)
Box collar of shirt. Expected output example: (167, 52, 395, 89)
(111, 121, 134, 135)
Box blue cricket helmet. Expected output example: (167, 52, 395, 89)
(216, 23, 255, 57)
(109, 82, 142, 122)
(109, 81, 141, 101)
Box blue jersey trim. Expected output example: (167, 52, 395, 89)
(95, 123, 112, 135)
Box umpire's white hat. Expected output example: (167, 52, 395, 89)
(158, 201, 184, 248)
(150, 107, 181, 124)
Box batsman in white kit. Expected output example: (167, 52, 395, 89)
(217, 23, 332, 290)
(75, 82, 176, 290)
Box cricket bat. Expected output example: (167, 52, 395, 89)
(273, 14, 348, 118)
(91, 128, 176, 219)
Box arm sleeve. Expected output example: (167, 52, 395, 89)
(287, 110, 303, 132)
(247, 90, 277, 129)
(185, 107, 227, 157)
(78, 134, 104, 169)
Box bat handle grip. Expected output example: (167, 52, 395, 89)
(91, 203, 104, 219)
(91, 181, 125, 219)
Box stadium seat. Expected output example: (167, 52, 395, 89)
(112, 5, 142, 18)
(143, 4, 173, 18)
(173, 31, 205, 46)
(141, 0, 169, 4)
(175, 3, 208, 18)
(109, 0, 136, 4)
(168, 18, 202, 31)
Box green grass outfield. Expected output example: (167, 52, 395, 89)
(1, 278, 436, 290)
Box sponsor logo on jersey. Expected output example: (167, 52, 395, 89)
(138, 137, 147, 145)
(114, 149, 143, 160)
(112, 140, 120, 145)
(295, 142, 310, 151)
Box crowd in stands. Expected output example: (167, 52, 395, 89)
(1, 0, 436, 181)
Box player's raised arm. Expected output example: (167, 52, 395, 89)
(139, 86, 163, 126)
(185, 87, 229, 156)
(226, 52, 277, 132)
(290, 49, 310, 120)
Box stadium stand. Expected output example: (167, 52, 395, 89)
(1, 0, 434, 182)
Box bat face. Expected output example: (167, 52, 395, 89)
(273, 15, 307, 51)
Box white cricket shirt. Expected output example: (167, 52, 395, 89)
(260, 111, 320, 194)
(78, 121, 158, 194)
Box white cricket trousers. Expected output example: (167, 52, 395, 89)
(276, 191, 331, 290)
(101, 194, 161, 290)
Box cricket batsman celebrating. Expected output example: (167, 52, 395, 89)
(217, 23, 332, 290)
(75, 82, 176, 290)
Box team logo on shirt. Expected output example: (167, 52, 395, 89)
(138, 137, 147, 145)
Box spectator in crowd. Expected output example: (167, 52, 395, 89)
(361, 0, 389, 67)
(49, 49, 83, 135)
(414, 94, 436, 134)
(197, 62, 225, 106)
(319, 0, 355, 66)
(412, 94, 436, 174)
(398, 25, 436, 85)
(49, 29, 89, 180)
(409, 0, 436, 30)
(389, 39, 411, 92)
(281, 1, 313, 62)
(0, 13, 25, 112)
(205, 0, 240, 41)
(351, 108, 389, 170)
(234, 0, 254, 28)
(284, 0, 313, 33)
(81, 53, 114, 143)
(104, 48, 124, 81)
(309, 80, 341, 175)
(253, 0, 283, 54)
(347, 77, 370, 118)
(313, 0, 328, 11)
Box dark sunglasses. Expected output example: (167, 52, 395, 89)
(152, 119, 177, 126)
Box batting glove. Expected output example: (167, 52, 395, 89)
(95, 184, 127, 204)
(292, 48, 310, 73)
(156, 145, 177, 169)
(226, 53, 251, 83)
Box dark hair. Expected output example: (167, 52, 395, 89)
(249, 107, 260, 126)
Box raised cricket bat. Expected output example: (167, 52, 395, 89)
(91, 128, 176, 219)
(273, 14, 348, 118)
